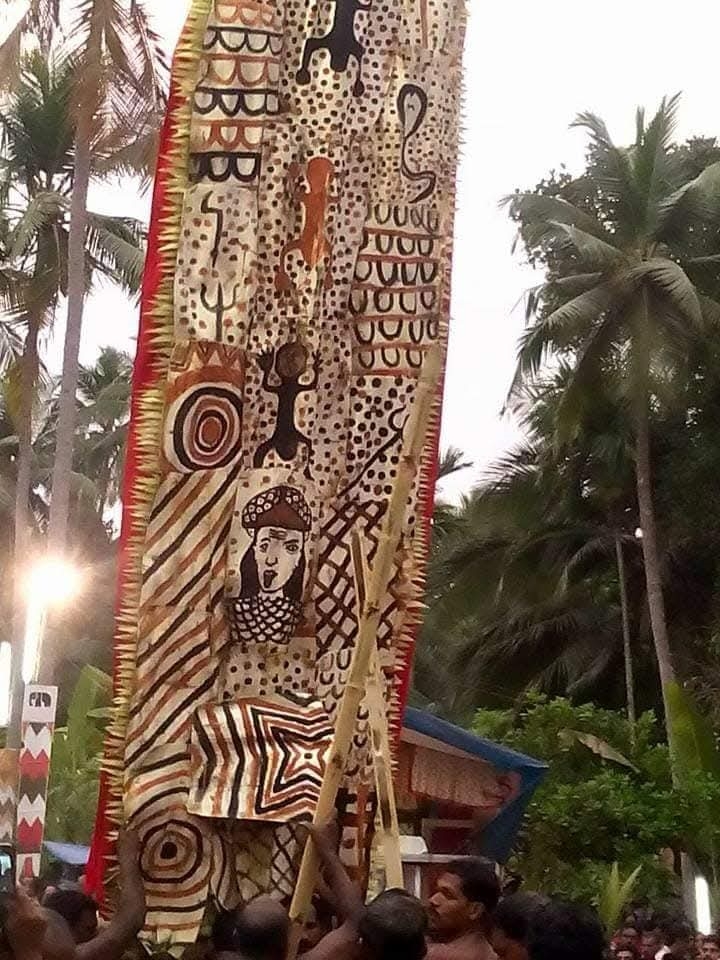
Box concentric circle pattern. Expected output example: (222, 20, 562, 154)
(141, 818, 206, 886)
(167, 383, 244, 472)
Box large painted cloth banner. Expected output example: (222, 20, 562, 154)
(88, 0, 467, 946)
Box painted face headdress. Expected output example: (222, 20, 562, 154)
(242, 484, 312, 533)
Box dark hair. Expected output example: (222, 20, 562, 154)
(494, 893, 549, 943)
(704, 936, 720, 948)
(528, 901, 606, 960)
(235, 899, 289, 960)
(640, 913, 665, 935)
(661, 919, 695, 945)
(617, 946, 641, 960)
(448, 859, 500, 911)
(43, 890, 98, 929)
(212, 909, 238, 952)
(359, 889, 427, 960)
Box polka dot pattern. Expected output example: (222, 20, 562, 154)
(129, 0, 467, 926)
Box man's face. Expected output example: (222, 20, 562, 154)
(619, 929, 640, 949)
(702, 940, 720, 960)
(642, 931, 662, 958)
(254, 528, 303, 594)
(298, 906, 325, 953)
(72, 907, 98, 945)
(427, 872, 480, 939)
(672, 938, 694, 960)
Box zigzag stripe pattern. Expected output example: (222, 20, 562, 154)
(16, 686, 57, 880)
(0, 749, 18, 845)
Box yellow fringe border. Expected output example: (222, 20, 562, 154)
(389, 0, 469, 747)
(101, 0, 213, 836)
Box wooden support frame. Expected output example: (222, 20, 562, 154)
(288, 346, 441, 928)
(350, 528, 403, 890)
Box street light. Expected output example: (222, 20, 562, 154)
(21, 558, 82, 685)
(695, 874, 712, 934)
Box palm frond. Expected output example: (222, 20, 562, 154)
(125, 0, 169, 106)
(438, 446, 473, 480)
(656, 161, 720, 241)
(548, 222, 626, 271)
(85, 212, 145, 293)
(503, 193, 615, 246)
(572, 111, 643, 226)
(632, 93, 682, 229)
(626, 258, 703, 329)
(512, 281, 619, 394)
(8, 190, 66, 261)
(555, 312, 623, 443)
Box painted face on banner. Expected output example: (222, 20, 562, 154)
(254, 526, 305, 594)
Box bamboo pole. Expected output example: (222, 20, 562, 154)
(350, 528, 404, 890)
(289, 346, 441, 926)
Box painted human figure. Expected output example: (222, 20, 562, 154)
(276, 158, 337, 293)
(253, 341, 320, 477)
(296, 0, 372, 96)
(226, 485, 313, 653)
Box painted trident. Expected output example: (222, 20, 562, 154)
(200, 282, 242, 341)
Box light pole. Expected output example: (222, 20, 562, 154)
(21, 558, 82, 685)
(3, 557, 82, 743)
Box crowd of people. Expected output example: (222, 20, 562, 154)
(0, 823, 711, 960)
(611, 918, 720, 960)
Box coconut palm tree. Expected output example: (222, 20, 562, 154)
(75, 346, 132, 518)
(0, 51, 147, 739)
(47, 0, 166, 556)
(0, 0, 60, 73)
(504, 96, 720, 763)
(417, 435, 641, 720)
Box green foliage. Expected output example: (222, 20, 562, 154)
(598, 863, 642, 933)
(665, 683, 720, 877)
(45, 665, 111, 844)
(414, 109, 720, 727)
(473, 697, 720, 904)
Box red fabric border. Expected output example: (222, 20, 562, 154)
(85, 81, 183, 902)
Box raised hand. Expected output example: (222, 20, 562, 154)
(257, 349, 275, 374)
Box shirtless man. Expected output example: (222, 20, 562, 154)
(43, 831, 145, 960)
(302, 821, 427, 960)
(202, 821, 427, 960)
(426, 859, 500, 960)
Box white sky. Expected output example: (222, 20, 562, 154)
(41, 0, 720, 500)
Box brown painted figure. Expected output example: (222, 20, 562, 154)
(253, 342, 320, 477)
(276, 157, 337, 293)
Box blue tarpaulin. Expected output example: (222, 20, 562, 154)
(403, 707, 548, 863)
(43, 842, 90, 866)
(43, 717, 544, 870)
